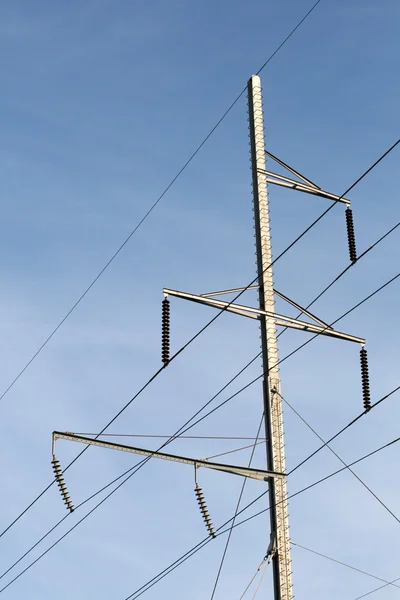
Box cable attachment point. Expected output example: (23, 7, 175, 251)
(360, 347, 371, 411)
(194, 482, 216, 539)
(161, 297, 170, 365)
(345, 208, 357, 263)
(51, 455, 74, 512)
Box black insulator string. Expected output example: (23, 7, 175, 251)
(360, 348, 371, 411)
(51, 457, 74, 513)
(161, 297, 171, 365)
(345, 207, 357, 263)
(194, 483, 216, 538)
(123, 430, 400, 599)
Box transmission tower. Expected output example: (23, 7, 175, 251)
(50, 74, 371, 600)
(248, 74, 292, 600)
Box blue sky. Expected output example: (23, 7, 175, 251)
(0, 1, 399, 598)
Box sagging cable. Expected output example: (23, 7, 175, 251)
(51, 455, 74, 512)
(161, 296, 170, 365)
(345, 208, 357, 263)
(360, 347, 371, 411)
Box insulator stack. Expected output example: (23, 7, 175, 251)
(360, 348, 371, 411)
(345, 208, 357, 263)
(194, 483, 216, 538)
(161, 297, 170, 365)
(51, 455, 74, 512)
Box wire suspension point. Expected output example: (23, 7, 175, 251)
(360, 347, 371, 411)
(194, 483, 216, 538)
(51, 455, 74, 512)
(161, 297, 170, 365)
(345, 208, 357, 263)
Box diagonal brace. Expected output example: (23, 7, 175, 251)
(163, 288, 365, 344)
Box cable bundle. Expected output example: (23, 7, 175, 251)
(51, 455, 74, 512)
(360, 347, 371, 411)
(194, 483, 216, 538)
(345, 208, 357, 263)
(161, 298, 170, 365)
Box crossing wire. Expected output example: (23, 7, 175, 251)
(352, 577, 400, 600)
(0, 256, 398, 587)
(2, 379, 396, 597)
(0, 352, 264, 581)
(1, 316, 398, 596)
(121, 419, 400, 599)
(0, 0, 324, 408)
(0, 266, 398, 587)
(290, 542, 400, 591)
(0, 49, 397, 549)
(0, 88, 398, 598)
(209, 415, 265, 600)
(281, 392, 400, 524)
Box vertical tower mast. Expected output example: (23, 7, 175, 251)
(247, 74, 293, 600)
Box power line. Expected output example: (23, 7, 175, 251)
(351, 576, 400, 600)
(209, 415, 265, 600)
(121, 418, 400, 599)
(236, 431, 400, 533)
(288, 384, 400, 476)
(1, 263, 398, 589)
(3, 377, 398, 595)
(1, 83, 398, 553)
(290, 541, 400, 590)
(0, 352, 261, 541)
(0, 0, 323, 409)
(0, 152, 343, 542)
(281, 392, 400, 524)
(0, 166, 343, 541)
(0, 352, 263, 580)
(1, 109, 398, 600)
(283, 219, 399, 324)
(274, 271, 400, 374)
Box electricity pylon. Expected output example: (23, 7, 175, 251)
(248, 74, 292, 600)
(50, 74, 372, 600)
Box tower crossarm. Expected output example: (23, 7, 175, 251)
(162, 288, 365, 344)
(52, 432, 285, 482)
(260, 169, 351, 206)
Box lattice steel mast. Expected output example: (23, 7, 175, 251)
(50, 74, 372, 600)
(248, 74, 292, 600)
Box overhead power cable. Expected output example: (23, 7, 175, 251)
(1, 94, 398, 550)
(121, 420, 400, 600)
(2, 378, 399, 595)
(0, 351, 261, 542)
(281, 392, 400, 524)
(123, 384, 400, 597)
(351, 576, 400, 600)
(1, 267, 398, 589)
(290, 541, 400, 590)
(0, 0, 323, 409)
(0, 351, 264, 581)
(209, 415, 265, 600)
